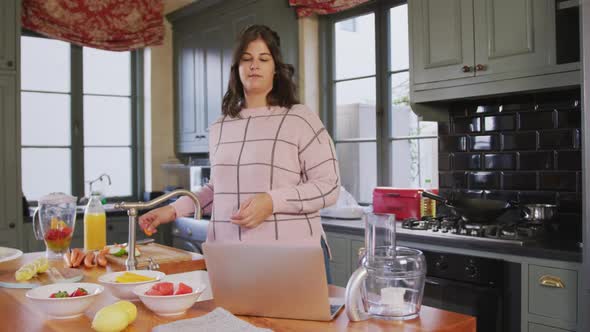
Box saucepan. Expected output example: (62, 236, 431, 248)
(521, 204, 558, 223)
(421, 191, 518, 224)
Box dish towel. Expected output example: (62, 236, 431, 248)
(151, 307, 273, 332)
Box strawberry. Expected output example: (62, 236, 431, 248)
(174, 282, 193, 295)
(69, 287, 88, 297)
(145, 288, 164, 296)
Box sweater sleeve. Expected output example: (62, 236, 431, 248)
(268, 107, 340, 214)
(170, 182, 214, 218)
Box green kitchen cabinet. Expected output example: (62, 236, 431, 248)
(168, 0, 298, 154)
(0, 0, 17, 72)
(409, 0, 580, 102)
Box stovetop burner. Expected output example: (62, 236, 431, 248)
(400, 215, 546, 245)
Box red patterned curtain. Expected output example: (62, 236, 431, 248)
(21, 0, 164, 52)
(289, 0, 371, 17)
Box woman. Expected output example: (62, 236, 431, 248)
(139, 25, 340, 281)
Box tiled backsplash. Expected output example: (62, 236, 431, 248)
(438, 89, 582, 238)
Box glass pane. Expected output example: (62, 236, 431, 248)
(336, 142, 376, 203)
(335, 78, 376, 140)
(84, 147, 132, 197)
(335, 13, 375, 80)
(390, 72, 437, 138)
(391, 139, 438, 188)
(83, 48, 131, 96)
(21, 92, 71, 146)
(22, 148, 71, 200)
(390, 5, 409, 71)
(391, 71, 410, 106)
(21, 36, 70, 92)
(84, 96, 132, 146)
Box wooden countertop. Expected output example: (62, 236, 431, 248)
(0, 250, 476, 332)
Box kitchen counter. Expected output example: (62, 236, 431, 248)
(321, 217, 582, 262)
(0, 250, 476, 331)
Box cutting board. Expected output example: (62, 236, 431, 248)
(0, 267, 84, 289)
(105, 243, 194, 268)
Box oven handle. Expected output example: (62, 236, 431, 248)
(425, 277, 440, 286)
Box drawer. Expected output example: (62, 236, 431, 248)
(529, 265, 577, 323)
(528, 322, 572, 332)
(329, 262, 349, 288)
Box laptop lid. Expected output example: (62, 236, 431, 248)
(203, 241, 340, 321)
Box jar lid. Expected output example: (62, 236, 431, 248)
(38, 192, 77, 205)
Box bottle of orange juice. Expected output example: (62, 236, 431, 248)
(84, 191, 106, 251)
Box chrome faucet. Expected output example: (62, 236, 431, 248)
(114, 189, 202, 271)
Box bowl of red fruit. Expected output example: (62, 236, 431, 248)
(25, 282, 104, 319)
(132, 281, 205, 316)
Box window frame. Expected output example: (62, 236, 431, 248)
(20, 31, 144, 203)
(320, 0, 436, 202)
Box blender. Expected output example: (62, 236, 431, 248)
(32, 193, 77, 259)
(345, 212, 426, 321)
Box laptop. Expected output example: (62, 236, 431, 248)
(202, 241, 345, 321)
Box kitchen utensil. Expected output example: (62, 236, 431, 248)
(32, 193, 78, 259)
(421, 191, 518, 223)
(0, 266, 84, 289)
(105, 243, 193, 268)
(25, 282, 103, 319)
(0, 247, 23, 263)
(345, 212, 426, 321)
(522, 204, 558, 222)
(98, 270, 165, 300)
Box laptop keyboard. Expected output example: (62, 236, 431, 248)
(330, 304, 343, 316)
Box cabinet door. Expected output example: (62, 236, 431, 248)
(528, 322, 571, 332)
(410, 0, 475, 84)
(0, 0, 17, 71)
(473, 0, 551, 77)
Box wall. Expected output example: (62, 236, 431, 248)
(438, 88, 582, 239)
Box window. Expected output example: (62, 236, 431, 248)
(322, 1, 438, 203)
(20, 35, 142, 201)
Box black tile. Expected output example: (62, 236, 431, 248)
(502, 132, 537, 151)
(483, 115, 515, 132)
(518, 152, 554, 170)
(439, 136, 466, 153)
(518, 111, 555, 130)
(468, 171, 500, 189)
(557, 110, 581, 128)
(438, 122, 450, 135)
(539, 172, 577, 191)
(483, 190, 519, 201)
(502, 172, 537, 190)
(469, 135, 500, 151)
(454, 153, 481, 170)
(453, 117, 481, 134)
(556, 151, 581, 170)
(456, 189, 484, 199)
(439, 153, 451, 171)
(453, 172, 468, 188)
(484, 153, 516, 170)
(577, 172, 582, 193)
(539, 130, 575, 149)
(536, 89, 580, 110)
(439, 172, 467, 189)
(473, 104, 501, 114)
(450, 103, 469, 117)
(558, 193, 582, 214)
(518, 191, 557, 204)
(500, 95, 535, 112)
(574, 129, 580, 149)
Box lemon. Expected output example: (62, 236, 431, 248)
(34, 258, 49, 273)
(111, 301, 137, 323)
(91, 306, 129, 332)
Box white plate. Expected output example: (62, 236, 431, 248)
(0, 247, 23, 264)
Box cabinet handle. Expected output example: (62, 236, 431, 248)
(8, 222, 15, 229)
(6, 60, 14, 68)
(195, 135, 206, 139)
(539, 275, 565, 288)
(475, 64, 486, 71)
(461, 65, 472, 73)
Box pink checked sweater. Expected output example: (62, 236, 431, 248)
(171, 104, 340, 244)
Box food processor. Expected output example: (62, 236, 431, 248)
(32, 193, 77, 259)
(345, 212, 426, 321)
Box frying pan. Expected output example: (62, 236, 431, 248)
(421, 191, 518, 224)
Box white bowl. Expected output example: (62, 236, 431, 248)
(98, 270, 165, 301)
(133, 281, 206, 316)
(25, 282, 104, 319)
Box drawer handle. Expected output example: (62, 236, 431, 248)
(539, 275, 565, 288)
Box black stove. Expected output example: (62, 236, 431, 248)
(400, 215, 546, 245)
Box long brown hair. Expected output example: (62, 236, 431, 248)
(221, 25, 299, 118)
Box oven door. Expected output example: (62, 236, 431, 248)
(423, 276, 503, 332)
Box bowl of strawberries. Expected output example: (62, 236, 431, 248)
(132, 281, 206, 316)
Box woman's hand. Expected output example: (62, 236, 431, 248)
(231, 193, 274, 228)
(138, 205, 177, 235)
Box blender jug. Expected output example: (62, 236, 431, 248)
(32, 193, 77, 259)
(345, 212, 426, 321)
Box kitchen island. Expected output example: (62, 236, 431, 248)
(0, 250, 476, 331)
